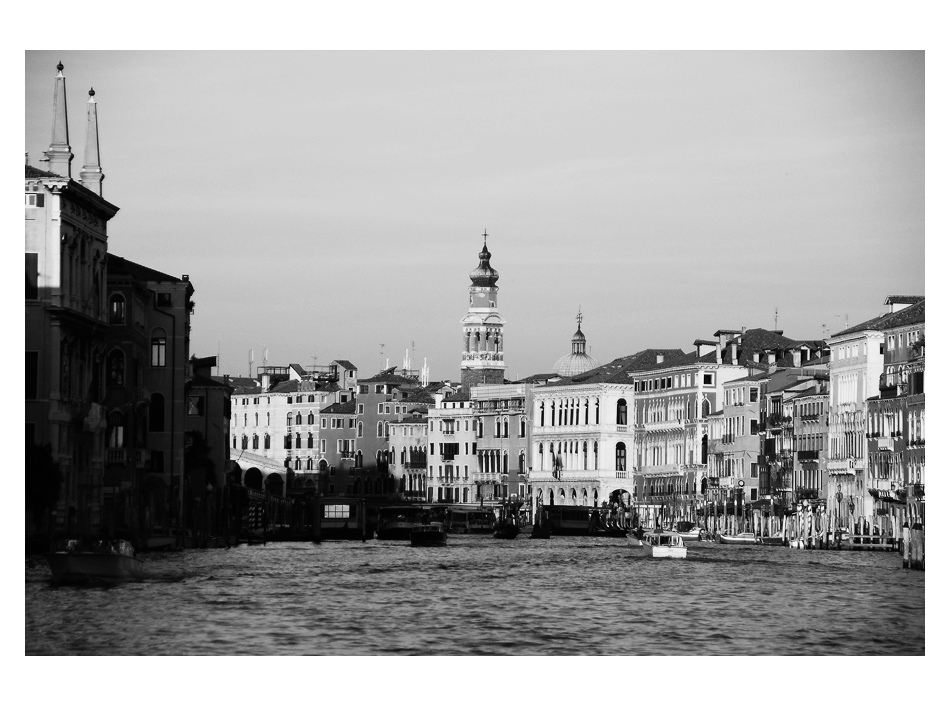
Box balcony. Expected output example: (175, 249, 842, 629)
(797, 450, 819, 461)
(105, 448, 127, 465)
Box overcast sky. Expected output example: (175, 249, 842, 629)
(24, 51, 924, 382)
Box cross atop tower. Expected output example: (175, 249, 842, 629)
(483, 229, 489, 247)
(577, 307, 583, 329)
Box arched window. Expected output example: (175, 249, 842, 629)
(107, 411, 125, 448)
(495, 416, 501, 437)
(295, 412, 302, 425)
(241, 435, 248, 450)
(307, 458, 313, 470)
(503, 417, 509, 438)
(286, 412, 293, 426)
(252, 434, 259, 449)
(294, 458, 301, 470)
(109, 293, 126, 324)
(307, 432, 314, 449)
(295, 433, 301, 448)
(264, 434, 270, 449)
(616, 442, 626, 472)
(377, 421, 384, 437)
(358, 422, 363, 438)
(107, 349, 124, 386)
(702, 398, 711, 418)
(583, 441, 588, 469)
(616, 399, 628, 425)
(243, 413, 247, 426)
(232, 435, 236, 449)
(307, 411, 314, 425)
(519, 416, 526, 437)
(593, 441, 599, 468)
(254, 412, 258, 426)
(149, 393, 165, 432)
(595, 401, 600, 424)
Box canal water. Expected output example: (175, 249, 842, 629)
(25, 536, 924, 656)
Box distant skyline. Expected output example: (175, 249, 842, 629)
(24, 51, 925, 382)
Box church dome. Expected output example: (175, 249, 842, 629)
(553, 349, 599, 377)
(470, 243, 499, 287)
(553, 314, 599, 377)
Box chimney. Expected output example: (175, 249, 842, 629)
(793, 349, 801, 368)
(767, 351, 776, 365)
(715, 341, 722, 364)
(261, 373, 270, 391)
(730, 341, 738, 365)
(656, 353, 664, 364)
(753, 352, 760, 364)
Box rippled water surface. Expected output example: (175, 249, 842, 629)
(25, 536, 924, 655)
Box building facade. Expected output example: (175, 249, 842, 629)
(25, 63, 120, 536)
(864, 296, 925, 533)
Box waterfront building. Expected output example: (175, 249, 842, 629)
(529, 348, 682, 513)
(826, 296, 923, 532)
(425, 392, 478, 503)
(388, 410, 429, 501)
(352, 367, 434, 498)
(185, 356, 233, 489)
(864, 296, 925, 534)
(227, 361, 355, 494)
(103, 254, 195, 534)
(471, 382, 533, 502)
(707, 371, 768, 531)
(25, 63, 120, 536)
(785, 381, 830, 509)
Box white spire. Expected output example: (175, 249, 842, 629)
(80, 87, 104, 195)
(46, 62, 73, 178)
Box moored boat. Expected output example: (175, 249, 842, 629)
(45, 539, 144, 584)
(759, 534, 785, 546)
(376, 506, 427, 540)
(493, 498, 522, 539)
(493, 520, 520, 539)
(446, 508, 496, 534)
(410, 523, 447, 547)
(717, 532, 759, 545)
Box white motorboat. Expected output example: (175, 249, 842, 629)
(717, 532, 759, 545)
(45, 539, 144, 584)
(645, 529, 687, 558)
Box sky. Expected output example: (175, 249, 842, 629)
(24, 50, 925, 382)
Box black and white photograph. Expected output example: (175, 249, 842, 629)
(18, 4, 938, 688)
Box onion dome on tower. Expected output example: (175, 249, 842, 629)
(469, 241, 499, 287)
(553, 310, 600, 377)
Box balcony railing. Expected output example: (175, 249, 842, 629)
(105, 448, 127, 464)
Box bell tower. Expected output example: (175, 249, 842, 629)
(460, 231, 506, 394)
